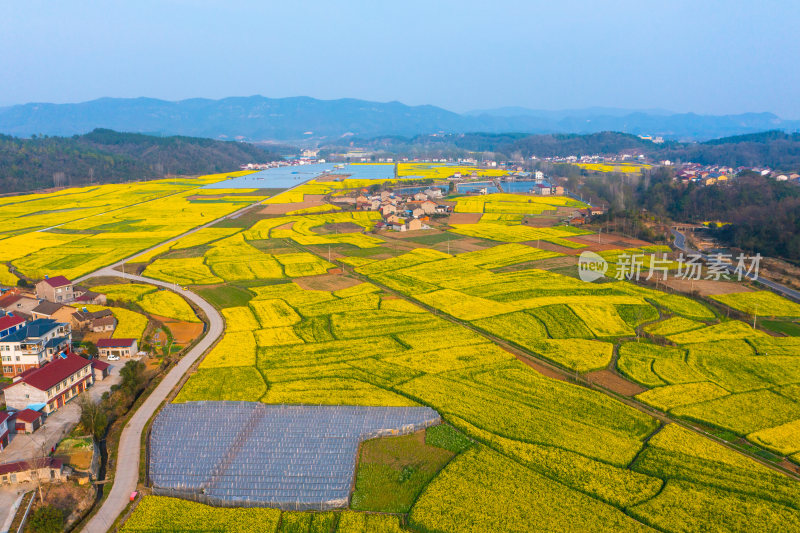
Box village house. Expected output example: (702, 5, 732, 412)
(407, 219, 424, 231)
(380, 204, 397, 216)
(31, 301, 78, 324)
(4, 352, 94, 413)
(90, 314, 117, 333)
(413, 192, 428, 201)
(0, 319, 72, 378)
(73, 286, 107, 305)
(411, 207, 425, 219)
(12, 408, 45, 434)
(35, 276, 75, 303)
(423, 188, 443, 199)
(0, 411, 8, 450)
(420, 200, 437, 215)
(92, 359, 111, 381)
(0, 458, 65, 486)
(72, 308, 116, 332)
(97, 338, 138, 359)
(0, 314, 26, 338)
(0, 292, 41, 320)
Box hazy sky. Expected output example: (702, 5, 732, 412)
(2, 1, 799, 117)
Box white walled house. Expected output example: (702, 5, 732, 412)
(4, 352, 94, 413)
(97, 338, 138, 358)
(0, 318, 72, 378)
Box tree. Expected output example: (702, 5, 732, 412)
(82, 341, 98, 358)
(78, 395, 108, 439)
(119, 360, 145, 394)
(28, 505, 65, 533)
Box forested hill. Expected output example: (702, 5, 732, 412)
(0, 129, 283, 193)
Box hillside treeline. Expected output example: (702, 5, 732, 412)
(579, 168, 800, 261)
(0, 129, 283, 193)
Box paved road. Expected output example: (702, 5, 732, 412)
(671, 228, 800, 302)
(81, 268, 224, 533)
(77, 176, 313, 530)
(0, 483, 33, 533)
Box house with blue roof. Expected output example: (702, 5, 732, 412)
(0, 318, 72, 378)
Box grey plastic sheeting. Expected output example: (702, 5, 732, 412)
(149, 402, 441, 509)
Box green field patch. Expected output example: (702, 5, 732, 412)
(351, 430, 455, 513)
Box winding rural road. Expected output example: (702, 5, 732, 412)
(74, 175, 317, 530)
(671, 228, 800, 301)
(80, 269, 223, 533)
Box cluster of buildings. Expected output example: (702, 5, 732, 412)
(333, 189, 450, 232)
(674, 163, 800, 186)
(0, 275, 123, 449)
(240, 157, 329, 171)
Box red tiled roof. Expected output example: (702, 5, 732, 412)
(0, 314, 25, 331)
(0, 293, 23, 308)
(40, 276, 72, 288)
(12, 352, 91, 392)
(0, 411, 8, 425)
(91, 359, 110, 371)
(96, 338, 136, 348)
(14, 409, 42, 423)
(0, 457, 62, 476)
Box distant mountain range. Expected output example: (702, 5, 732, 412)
(0, 96, 798, 142)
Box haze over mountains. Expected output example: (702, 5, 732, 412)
(1, 96, 798, 142)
